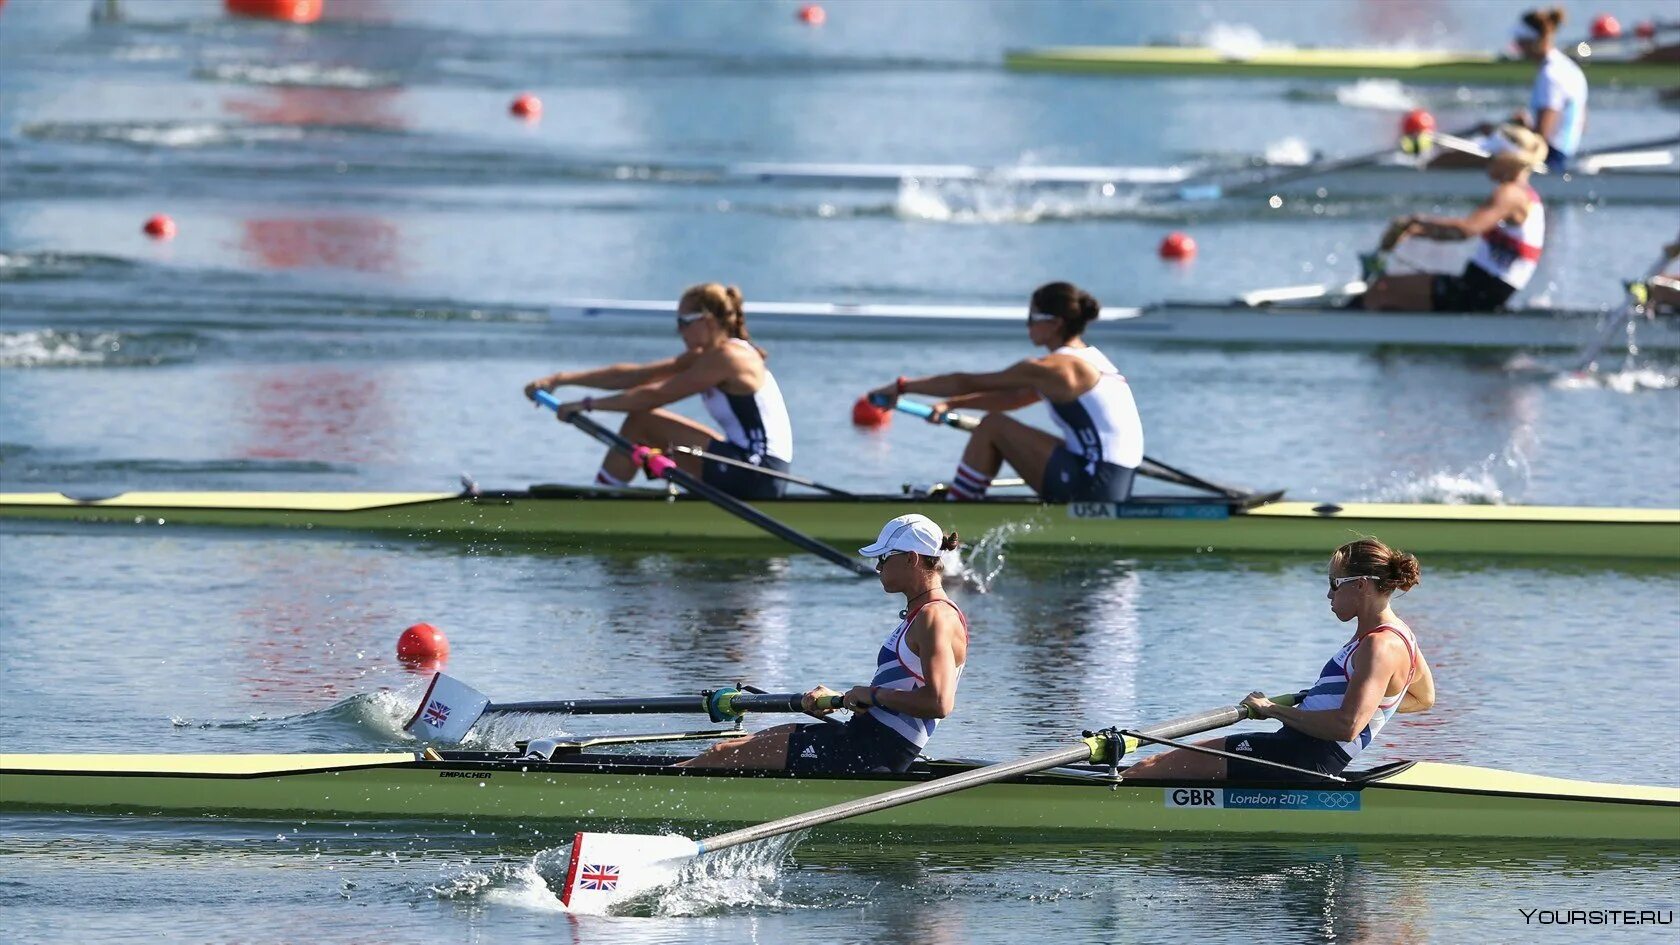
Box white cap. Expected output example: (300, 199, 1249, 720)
(859, 513, 945, 558)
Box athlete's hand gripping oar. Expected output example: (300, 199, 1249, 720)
(558, 692, 1299, 914)
(1568, 251, 1676, 373)
(404, 672, 843, 743)
(876, 395, 1261, 502)
(530, 390, 872, 577)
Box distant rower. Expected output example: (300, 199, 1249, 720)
(679, 514, 968, 774)
(1127, 537, 1436, 782)
(523, 283, 795, 499)
(1359, 126, 1549, 313)
(870, 281, 1144, 503)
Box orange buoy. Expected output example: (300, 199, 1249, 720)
(1591, 14, 1622, 39)
(797, 4, 825, 26)
(1158, 231, 1196, 261)
(509, 93, 542, 121)
(1635, 20, 1657, 40)
(1400, 109, 1436, 137)
(225, 0, 323, 24)
(397, 622, 449, 664)
(851, 396, 890, 428)
(142, 214, 176, 240)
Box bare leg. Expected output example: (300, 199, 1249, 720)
(1120, 738, 1230, 781)
(675, 723, 798, 770)
(1649, 275, 1680, 314)
(1422, 151, 1490, 171)
(956, 413, 1063, 494)
(600, 408, 721, 483)
(1361, 273, 1436, 312)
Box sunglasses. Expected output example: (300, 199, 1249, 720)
(675, 311, 709, 329)
(1328, 575, 1376, 591)
(1027, 309, 1060, 324)
(874, 550, 911, 572)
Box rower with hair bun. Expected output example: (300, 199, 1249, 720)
(678, 514, 968, 774)
(523, 282, 795, 500)
(869, 281, 1144, 503)
(1127, 537, 1436, 782)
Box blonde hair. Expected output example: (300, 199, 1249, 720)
(1496, 124, 1550, 170)
(1331, 538, 1421, 594)
(677, 283, 765, 357)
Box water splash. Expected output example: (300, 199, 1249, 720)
(170, 686, 420, 743)
(1363, 440, 1532, 505)
(1331, 79, 1417, 111)
(194, 62, 399, 89)
(0, 329, 199, 368)
(949, 518, 1042, 592)
(23, 120, 307, 150)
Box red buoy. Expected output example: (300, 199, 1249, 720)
(1591, 14, 1622, 39)
(509, 93, 542, 121)
(1635, 20, 1656, 40)
(797, 4, 825, 26)
(1400, 108, 1436, 137)
(142, 214, 176, 240)
(851, 396, 890, 428)
(1158, 231, 1197, 261)
(225, 0, 323, 24)
(397, 622, 449, 664)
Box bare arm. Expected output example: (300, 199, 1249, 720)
(1397, 649, 1433, 713)
(576, 348, 736, 414)
(1533, 107, 1561, 145)
(876, 356, 1085, 405)
(524, 352, 695, 397)
(873, 607, 965, 719)
(1402, 187, 1525, 243)
(936, 389, 1041, 414)
(1253, 634, 1409, 742)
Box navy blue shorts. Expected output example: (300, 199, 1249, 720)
(1431, 262, 1516, 312)
(784, 713, 921, 775)
(699, 439, 790, 500)
(1544, 148, 1568, 173)
(1040, 446, 1136, 503)
(1222, 729, 1351, 782)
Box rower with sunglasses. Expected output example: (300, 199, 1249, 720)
(678, 514, 967, 774)
(1127, 537, 1436, 782)
(869, 281, 1143, 503)
(523, 282, 794, 500)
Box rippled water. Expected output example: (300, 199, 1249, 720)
(2, 0, 1677, 942)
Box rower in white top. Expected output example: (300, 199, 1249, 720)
(869, 282, 1144, 503)
(524, 282, 796, 500)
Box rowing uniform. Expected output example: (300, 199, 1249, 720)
(1529, 48, 1587, 170)
(698, 339, 795, 500)
(1223, 624, 1419, 781)
(1039, 345, 1144, 503)
(1431, 185, 1544, 312)
(784, 599, 968, 775)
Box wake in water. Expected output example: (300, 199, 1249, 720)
(0, 329, 200, 368)
(1362, 439, 1533, 505)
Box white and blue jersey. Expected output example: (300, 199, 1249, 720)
(865, 599, 967, 751)
(1298, 624, 1419, 761)
(1530, 48, 1587, 167)
(698, 339, 794, 464)
(1043, 345, 1143, 472)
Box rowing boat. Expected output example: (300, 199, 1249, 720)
(4, 486, 1675, 560)
(1, 748, 1672, 841)
(548, 295, 1679, 351)
(1003, 44, 1677, 87)
(686, 154, 1680, 204)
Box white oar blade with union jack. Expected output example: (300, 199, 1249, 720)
(559, 832, 701, 914)
(402, 673, 490, 744)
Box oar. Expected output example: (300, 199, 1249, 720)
(1569, 251, 1676, 373)
(667, 445, 856, 497)
(530, 390, 871, 577)
(404, 672, 841, 744)
(877, 396, 1257, 502)
(1171, 122, 1479, 202)
(559, 692, 1299, 914)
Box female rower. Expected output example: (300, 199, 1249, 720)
(1360, 126, 1548, 313)
(679, 514, 967, 774)
(522, 283, 794, 500)
(1126, 538, 1435, 782)
(869, 281, 1143, 502)
(1510, 6, 1586, 172)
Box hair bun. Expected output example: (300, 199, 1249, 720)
(1386, 551, 1421, 592)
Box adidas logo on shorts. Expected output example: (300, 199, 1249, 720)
(800, 747, 818, 759)
(1234, 739, 1251, 752)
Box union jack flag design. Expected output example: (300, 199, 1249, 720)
(422, 701, 450, 727)
(579, 864, 619, 891)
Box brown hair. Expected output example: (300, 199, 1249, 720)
(919, 531, 961, 569)
(1030, 281, 1101, 343)
(1331, 538, 1421, 594)
(1520, 7, 1565, 39)
(677, 282, 765, 358)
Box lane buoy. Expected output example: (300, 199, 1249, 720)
(797, 4, 825, 26)
(1400, 108, 1435, 136)
(1635, 20, 1657, 40)
(1591, 14, 1622, 39)
(1158, 231, 1196, 260)
(851, 396, 890, 428)
(509, 93, 542, 121)
(397, 622, 449, 664)
(142, 214, 177, 240)
(225, 0, 323, 24)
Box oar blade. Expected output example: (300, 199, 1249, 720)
(559, 832, 701, 914)
(402, 672, 490, 743)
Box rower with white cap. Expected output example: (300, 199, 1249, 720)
(679, 514, 968, 774)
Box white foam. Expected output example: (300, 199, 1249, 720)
(199, 62, 396, 89)
(0, 330, 125, 367)
(1332, 79, 1417, 111)
(1204, 23, 1273, 59)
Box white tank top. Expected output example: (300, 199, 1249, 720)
(1470, 185, 1545, 290)
(1530, 48, 1587, 159)
(865, 599, 967, 750)
(1043, 345, 1143, 470)
(698, 339, 794, 463)
(1298, 624, 1418, 762)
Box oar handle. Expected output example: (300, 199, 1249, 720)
(874, 395, 977, 431)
